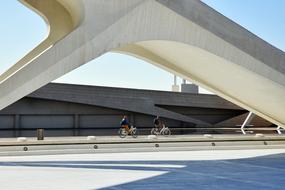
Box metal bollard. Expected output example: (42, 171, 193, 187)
(37, 129, 44, 140)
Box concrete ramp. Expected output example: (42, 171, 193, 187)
(0, 0, 284, 127)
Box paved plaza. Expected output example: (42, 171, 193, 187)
(0, 149, 285, 189)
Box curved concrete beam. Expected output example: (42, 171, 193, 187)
(0, 0, 285, 127)
(0, 0, 80, 83)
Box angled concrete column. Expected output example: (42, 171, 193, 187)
(0, 0, 285, 128)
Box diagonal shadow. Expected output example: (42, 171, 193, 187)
(98, 153, 285, 190)
(0, 153, 285, 190)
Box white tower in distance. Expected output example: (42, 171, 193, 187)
(172, 75, 180, 92)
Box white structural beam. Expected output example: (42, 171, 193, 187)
(0, 0, 285, 128)
(277, 126, 285, 135)
(240, 112, 255, 135)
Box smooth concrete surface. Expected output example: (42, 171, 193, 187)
(0, 149, 285, 189)
(0, 0, 285, 128)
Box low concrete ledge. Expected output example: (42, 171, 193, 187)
(0, 140, 285, 157)
(147, 135, 158, 139)
(0, 134, 285, 147)
(204, 134, 213, 138)
(87, 136, 96, 141)
(17, 137, 28, 142)
(255, 133, 265, 138)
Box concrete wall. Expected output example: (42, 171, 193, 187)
(0, 97, 187, 137)
(0, 81, 272, 137)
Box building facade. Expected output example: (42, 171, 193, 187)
(0, 83, 272, 137)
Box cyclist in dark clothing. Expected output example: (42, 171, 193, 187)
(153, 116, 161, 129)
(120, 115, 130, 132)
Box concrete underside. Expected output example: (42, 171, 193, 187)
(123, 41, 285, 127)
(0, 0, 284, 128)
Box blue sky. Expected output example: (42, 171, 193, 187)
(0, 0, 284, 93)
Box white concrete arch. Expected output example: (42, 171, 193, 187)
(0, 0, 284, 127)
(115, 40, 285, 128)
(0, 0, 83, 84)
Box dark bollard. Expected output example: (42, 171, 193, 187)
(37, 129, 44, 140)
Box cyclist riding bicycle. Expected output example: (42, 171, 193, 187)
(151, 116, 170, 136)
(120, 115, 130, 133)
(153, 116, 162, 130)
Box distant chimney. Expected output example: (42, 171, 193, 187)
(172, 75, 180, 92)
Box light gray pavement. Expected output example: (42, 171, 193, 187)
(1, 135, 285, 189)
(0, 149, 285, 190)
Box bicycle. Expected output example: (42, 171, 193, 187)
(150, 124, 171, 137)
(118, 125, 138, 138)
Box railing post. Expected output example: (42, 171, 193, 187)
(37, 128, 44, 140)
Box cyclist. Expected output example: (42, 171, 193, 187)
(153, 116, 162, 130)
(120, 115, 130, 133)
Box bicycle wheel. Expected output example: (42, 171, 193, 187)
(163, 128, 171, 137)
(151, 128, 159, 135)
(131, 128, 138, 138)
(118, 128, 127, 138)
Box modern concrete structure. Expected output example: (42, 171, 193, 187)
(181, 83, 199, 93)
(0, 0, 284, 128)
(0, 83, 272, 137)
